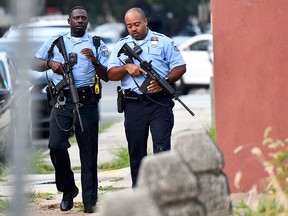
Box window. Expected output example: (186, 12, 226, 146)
(189, 40, 211, 51)
(0, 62, 8, 89)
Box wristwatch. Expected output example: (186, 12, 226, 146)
(46, 61, 50, 69)
(165, 77, 170, 83)
(93, 59, 101, 66)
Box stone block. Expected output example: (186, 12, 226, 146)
(163, 201, 205, 216)
(98, 188, 162, 216)
(197, 173, 231, 216)
(137, 152, 199, 205)
(173, 130, 224, 172)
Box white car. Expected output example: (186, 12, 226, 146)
(3, 19, 70, 39)
(175, 34, 213, 94)
(88, 23, 126, 53)
(0, 52, 32, 160)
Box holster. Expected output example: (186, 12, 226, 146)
(117, 86, 124, 113)
(45, 80, 57, 108)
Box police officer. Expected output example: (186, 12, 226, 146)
(107, 7, 186, 187)
(31, 6, 109, 213)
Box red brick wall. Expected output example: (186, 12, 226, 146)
(212, 0, 288, 192)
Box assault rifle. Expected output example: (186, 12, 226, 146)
(118, 43, 195, 116)
(49, 36, 84, 131)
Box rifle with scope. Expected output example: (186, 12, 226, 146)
(117, 43, 195, 117)
(49, 36, 84, 131)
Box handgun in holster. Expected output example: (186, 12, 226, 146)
(117, 86, 124, 113)
(45, 80, 56, 108)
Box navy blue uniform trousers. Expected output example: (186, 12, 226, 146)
(48, 95, 99, 205)
(124, 96, 174, 187)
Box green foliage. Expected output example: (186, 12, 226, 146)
(99, 119, 118, 133)
(29, 152, 54, 174)
(110, 177, 124, 182)
(0, 163, 8, 181)
(99, 185, 126, 191)
(262, 127, 288, 192)
(98, 147, 130, 170)
(26, 190, 55, 203)
(233, 201, 254, 216)
(206, 124, 216, 142)
(44, 0, 210, 35)
(0, 198, 10, 213)
(233, 127, 288, 215)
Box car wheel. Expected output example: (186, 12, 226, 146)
(0, 122, 15, 164)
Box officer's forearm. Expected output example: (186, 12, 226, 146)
(167, 65, 186, 83)
(93, 63, 109, 82)
(31, 58, 48, 72)
(107, 65, 128, 81)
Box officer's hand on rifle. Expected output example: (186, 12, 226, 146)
(147, 80, 162, 93)
(124, 64, 146, 77)
(48, 60, 66, 75)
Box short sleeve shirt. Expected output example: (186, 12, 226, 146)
(35, 32, 110, 88)
(108, 29, 186, 94)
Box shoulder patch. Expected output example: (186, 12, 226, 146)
(171, 41, 180, 51)
(101, 46, 109, 57)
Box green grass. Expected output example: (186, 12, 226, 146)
(0, 198, 10, 213)
(98, 147, 130, 170)
(99, 119, 118, 133)
(72, 165, 81, 171)
(110, 177, 124, 182)
(204, 123, 216, 142)
(0, 163, 8, 181)
(99, 185, 126, 191)
(29, 151, 54, 174)
(26, 190, 55, 203)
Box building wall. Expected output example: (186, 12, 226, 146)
(212, 0, 288, 192)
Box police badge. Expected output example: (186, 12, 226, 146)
(150, 36, 159, 47)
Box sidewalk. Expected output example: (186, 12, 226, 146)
(0, 93, 212, 215)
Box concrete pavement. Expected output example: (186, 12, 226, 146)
(0, 91, 212, 214)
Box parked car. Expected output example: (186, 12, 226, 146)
(2, 20, 70, 39)
(0, 52, 31, 161)
(0, 37, 52, 139)
(175, 34, 213, 94)
(88, 22, 125, 53)
(171, 35, 191, 46)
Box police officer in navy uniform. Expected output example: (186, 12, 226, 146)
(31, 6, 109, 213)
(108, 7, 186, 187)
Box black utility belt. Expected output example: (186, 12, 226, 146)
(124, 90, 170, 101)
(63, 86, 95, 100)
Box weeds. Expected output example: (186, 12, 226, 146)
(0, 163, 8, 181)
(99, 119, 118, 133)
(29, 151, 54, 174)
(98, 147, 130, 170)
(232, 127, 288, 215)
(26, 190, 55, 203)
(0, 198, 10, 213)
